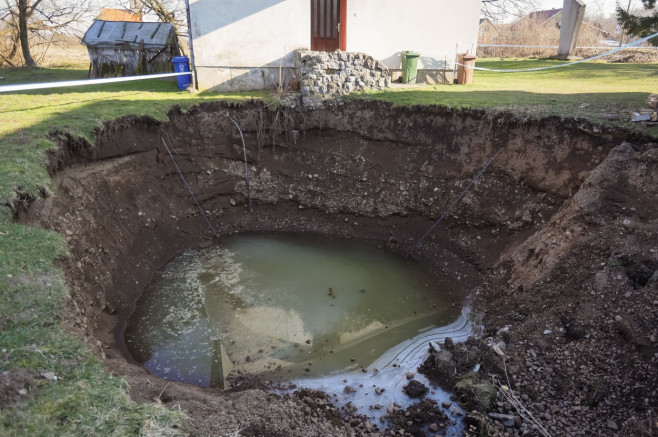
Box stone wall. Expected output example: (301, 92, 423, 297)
(298, 50, 391, 108)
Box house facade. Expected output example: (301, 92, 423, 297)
(478, 18, 502, 45)
(187, 0, 482, 92)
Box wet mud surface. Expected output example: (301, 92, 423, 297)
(14, 100, 658, 436)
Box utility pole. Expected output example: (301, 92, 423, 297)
(619, 0, 632, 46)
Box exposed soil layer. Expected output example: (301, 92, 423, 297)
(17, 100, 658, 436)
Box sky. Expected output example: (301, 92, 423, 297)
(538, 0, 630, 18)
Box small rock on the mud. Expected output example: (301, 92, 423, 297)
(405, 372, 415, 380)
(229, 198, 237, 206)
(429, 423, 438, 432)
(441, 401, 452, 408)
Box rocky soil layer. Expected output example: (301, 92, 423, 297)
(13, 100, 658, 436)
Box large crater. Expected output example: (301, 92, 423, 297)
(19, 100, 658, 436)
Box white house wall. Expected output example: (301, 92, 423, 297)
(345, 0, 481, 72)
(188, 0, 481, 91)
(189, 0, 310, 91)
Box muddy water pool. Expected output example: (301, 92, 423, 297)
(125, 232, 467, 389)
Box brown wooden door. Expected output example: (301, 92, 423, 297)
(311, 0, 340, 51)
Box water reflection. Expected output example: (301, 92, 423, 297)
(124, 233, 463, 387)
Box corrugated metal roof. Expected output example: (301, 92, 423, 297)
(82, 20, 174, 48)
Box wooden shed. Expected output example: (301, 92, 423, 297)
(82, 20, 180, 78)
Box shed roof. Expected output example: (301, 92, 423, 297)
(82, 20, 174, 49)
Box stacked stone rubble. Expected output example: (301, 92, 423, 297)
(298, 49, 391, 108)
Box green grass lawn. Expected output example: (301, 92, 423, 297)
(0, 64, 266, 436)
(360, 58, 658, 135)
(0, 58, 656, 436)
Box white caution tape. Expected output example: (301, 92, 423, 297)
(458, 31, 658, 72)
(0, 71, 191, 94)
(478, 44, 654, 50)
(479, 44, 559, 49)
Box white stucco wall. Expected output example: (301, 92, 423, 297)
(345, 0, 481, 71)
(189, 0, 310, 91)
(188, 0, 482, 91)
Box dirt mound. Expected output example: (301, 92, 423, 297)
(0, 368, 40, 409)
(16, 100, 658, 436)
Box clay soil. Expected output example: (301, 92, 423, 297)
(14, 100, 658, 436)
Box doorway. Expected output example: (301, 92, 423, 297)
(311, 0, 345, 51)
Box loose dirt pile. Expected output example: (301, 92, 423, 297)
(14, 100, 658, 436)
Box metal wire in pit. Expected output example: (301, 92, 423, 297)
(229, 117, 252, 214)
(405, 146, 506, 258)
(160, 134, 220, 239)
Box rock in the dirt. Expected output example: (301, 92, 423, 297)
(229, 198, 237, 206)
(488, 412, 516, 427)
(404, 380, 428, 398)
(436, 349, 453, 363)
(40, 372, 56, 381)
(606, 420, 618, 431)
(631, 113, 651, 122)
(344, 385, 357, 394)
(593, 271, 608, 291)
(429, 423, 438, 432)
(405, 372, 415, 380)
(441, 401, 452, 409)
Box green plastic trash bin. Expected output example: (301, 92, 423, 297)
(402, 51, 420, 84)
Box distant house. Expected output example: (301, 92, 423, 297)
(82, 21, 180, 78)
(524, 8, 563, 28)
(187, 0, 482, 92)
(479, 18, 502, 44)
(96, 8, 142, 22)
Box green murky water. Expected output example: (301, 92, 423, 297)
(125, 233, 463, 387)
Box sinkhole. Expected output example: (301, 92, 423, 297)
(124, 232, 466, 389)
(19, 99, 633, 435)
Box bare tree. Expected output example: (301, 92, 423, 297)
(126, 0, 185, 31)
(482, 0, 541, 22)
(0, 0, 93, 67)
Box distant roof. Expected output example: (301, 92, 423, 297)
(479, 18, 502, 35)
(96, 9, 142, 22)
(82, 20, 175, 49)
(526, 8, 562, 24)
